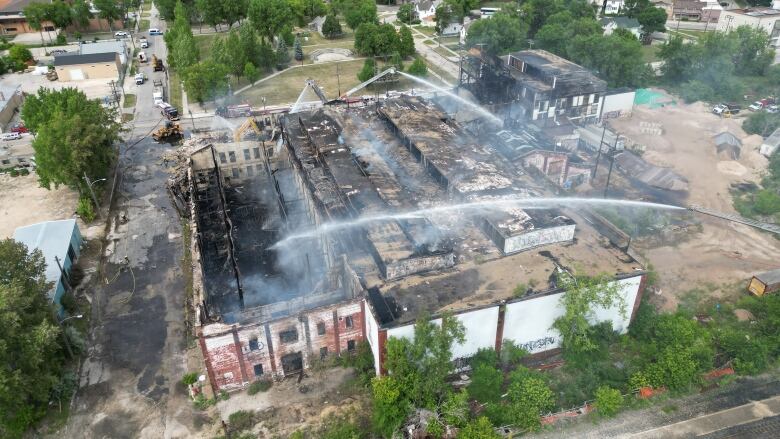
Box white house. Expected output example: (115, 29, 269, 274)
(414, 0, 440, 24)
(599, 16, 642, 39)
(589, 0, 624, 14)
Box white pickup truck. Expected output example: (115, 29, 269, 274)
(153, 80, 165, 106)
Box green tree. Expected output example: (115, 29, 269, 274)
(753, 189, 780, 216)
(397, 3, 414, 24)
(8, 45, 33, 71)
(94, 0, 122, 31)
(354, 22, 377, 55)
(344, 0, 377, 30)
(72, 0, 94, 30)
(156, 0, 177, 20)
(636, 6, 666, 44)
(184, 60, 230, 103)
(21, 88, 119, 190)
(289, 0, 328, 27)
(238, 25, 260, 69)
(407, 56, 427, 76)
(47, 1, 75, 30)
(568, 32, 650, 88)
(357, 57, 375, 81)
(658, 36, 699, 82)
(465, 12, 529, 55)
(322, 14, 342, 39)
(0, 239, 64, 438)
(248, 0, 292, 43)
(275, 37, 290, 69)
(552, 274, 626, 360)
(434, 3, 452, 35)
(225, 30, 247, 77)
(244, 61, 260, 84)
(444, 0, 479, 22)
(371, 376, 408, 437)
(717, 328, 771, 374)
(733, 25, 774, 76)
(195, 0, 224, 31)
(594, 386, 623, 417)
(294, 35, 304, 62)
(22, 2, 49, 44)
(398, 25, 415, 58)
(506, 369, 554, 432)
(458, 417, 501, 439)
(468, 364, 503, 404)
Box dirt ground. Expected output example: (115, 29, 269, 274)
(215, 367, 368, 437)
(609, 91, 780, 309)
(0, 173, 89, 238)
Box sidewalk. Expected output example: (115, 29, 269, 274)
(633, 395, 780, 438)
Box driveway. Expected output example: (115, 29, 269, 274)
(60, 3, 212, 438)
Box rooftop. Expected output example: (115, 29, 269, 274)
(13, 219, 79, 290)
(599, 16, 641, 29)
(763, 128, 780, 146)
(728, 7, 780, 17)
(506, 50, 607, 96)
(755, 268, 780, 286)
(53, 52, 118, 67)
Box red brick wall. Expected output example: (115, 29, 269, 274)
(199, 298, 366, 392)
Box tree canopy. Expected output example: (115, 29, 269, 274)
(0, 239, 64, 438)
(21, 88, 120, 191)
(465, 12, 529, 56)
(343, 0, 377, 30)
(248, 0, 293, 42)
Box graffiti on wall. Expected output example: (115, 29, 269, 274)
(520, 336, 557, 353)
(504, 224, 575, 254)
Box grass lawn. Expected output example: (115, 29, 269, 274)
(169, 70, 183, 110)
(424, 60, 457, 84)
(124, 94, 137, 108)
(433, 46, 455, 58)
(640, 45, 661, 63)
(412, 25, 436, 36)
(140, 19, 150, 31)
(298, 26, 354, 46)
(194, 33, 219, 54)
(141, 1, 151, 12)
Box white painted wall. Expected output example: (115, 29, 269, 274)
(364, 300, 382, 375)
(374, 274, 644, 366)
(503, 292, 564, 353)
(601, 91, 636, 119)
(451, 306, 500, 359)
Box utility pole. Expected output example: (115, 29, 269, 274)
(54, 256, 72, 292)
(603, 136, 619, 198)
(189, 109, 196, 131)
(593, 125, 607, 179)
(336, 63, 341, 97)
(83, 172, 102, 219)
(57, 314, 83, 359)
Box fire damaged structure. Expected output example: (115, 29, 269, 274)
(460, 49, 607, 126)
(183, 95, 648, 393)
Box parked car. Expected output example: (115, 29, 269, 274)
(139, 37, 149, 48)
(10, 123, 28, 133)
(2, 132, 21, 141)
(712, 104, 728, 115)
(766, 105, 779, 114)
(50, 49, 67, 55)
(135, 73, 145, 85)
(138, 51, 147, 63)
(749, 101, 765, 111)
(149, 28, 163, 35)
(114, 31, 129, 38)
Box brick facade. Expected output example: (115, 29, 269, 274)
(199, 298, 366, 392)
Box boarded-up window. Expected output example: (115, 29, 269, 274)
(279, 328, 298, 344)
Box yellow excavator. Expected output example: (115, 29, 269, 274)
(234, 117, 262, 142)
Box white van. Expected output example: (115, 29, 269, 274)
(149, 28, 163, 35)
(2, 132, 21, 141)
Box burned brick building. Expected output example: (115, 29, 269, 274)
(461, 49, 607, 127)
(185, 94, 647, 393)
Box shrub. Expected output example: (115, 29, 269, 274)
(247, 379, 272, 395)
(594, 385, 623, 417)
(228, 410, 256, 432)
(512, 283, 528, 297)
(181, 372, 198, 386)
(9, 168, 19, 177)
(60, 291, 79, 315)
(77, 197, 96, 222)
(65, 326, 86, 354)
(357, 58, 375, 82)
(406, 57, 427, 77)
(322, 14, 343, 39)
(470, 347, 498, 369)
(19, 168, 29, 176)
(468, 364, 503, 403)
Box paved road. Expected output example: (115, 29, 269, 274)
(61, 4, 210, 438)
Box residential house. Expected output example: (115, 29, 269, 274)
(604, 0, 626, 15)
(673, 0, 721, 22)
(718, 6, 780, 47)
(600, 16, 642, 39)
(53, 52, 122, 81)
(13, 219, 83, 316)
(504, 50, 607, 126)
(414, 0, 440, 25)
(0, 0, 121, 36)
